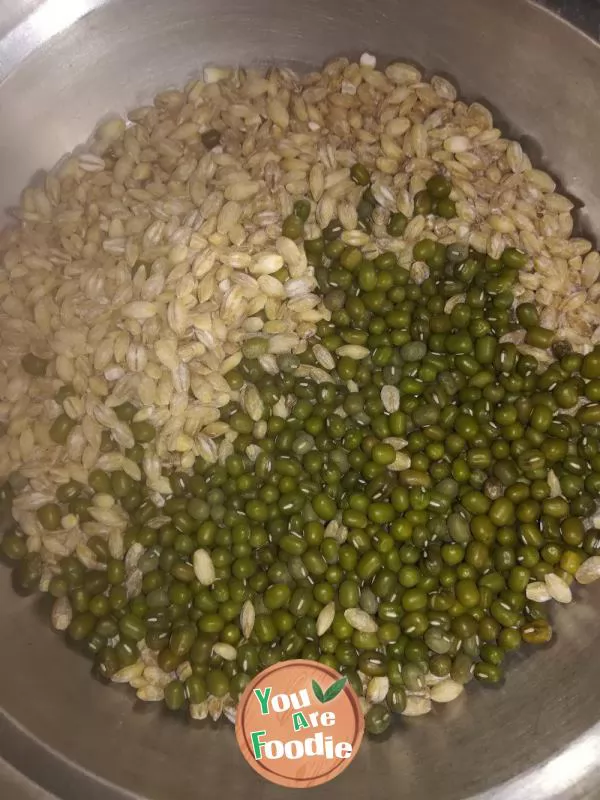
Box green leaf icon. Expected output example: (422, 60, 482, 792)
(312, 676, 347, 704)
(312, 679, 325, 703)
(323, 677, 347, 702)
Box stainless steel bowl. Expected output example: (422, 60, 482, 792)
(2, 1, 600, 798)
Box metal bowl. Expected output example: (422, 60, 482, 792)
(2, 0, 600, 797)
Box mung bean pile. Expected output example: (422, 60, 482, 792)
(2, 55, 600, 735)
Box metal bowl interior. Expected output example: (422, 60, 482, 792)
(2, 1, 600, 798)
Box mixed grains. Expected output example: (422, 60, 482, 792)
(1, 55, 600, 728)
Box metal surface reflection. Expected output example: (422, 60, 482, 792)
(0, 0, 100, 79)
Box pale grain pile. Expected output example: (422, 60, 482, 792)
(1, 53, 599, 575)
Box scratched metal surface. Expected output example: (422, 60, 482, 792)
(541, 0, 600, 39)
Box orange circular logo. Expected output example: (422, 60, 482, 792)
(235, 659, 364, 788)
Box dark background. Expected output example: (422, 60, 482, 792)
(542, 0, 600, 38)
